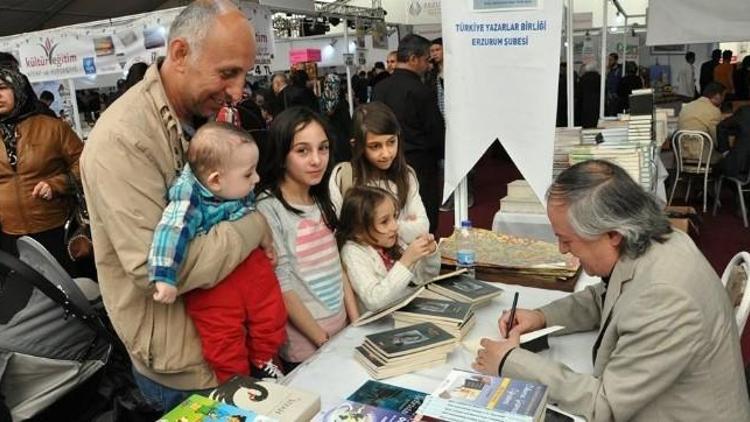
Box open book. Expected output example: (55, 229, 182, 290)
(352, 269, 469, 327)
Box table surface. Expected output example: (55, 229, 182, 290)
(284, 274, 600, 419)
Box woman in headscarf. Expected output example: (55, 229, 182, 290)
(320, 73, 353, 164)
(0, 66, 83, 272)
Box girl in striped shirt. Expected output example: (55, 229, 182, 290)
(257, 107, 359, 371)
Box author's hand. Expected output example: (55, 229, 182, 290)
(498, 308, 545, 338)
(472, 334, 520, 376)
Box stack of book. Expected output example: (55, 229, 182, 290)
(208, 375, 320, 422)
(392, 297, 476, 339)
(569, 144, 643, 185)
(499, 179, 545, 215)
(553, 127, 582, 179)
(628, 114, 653, 143)
(354, 322, 456, 379)
(423, 274, 503, 308)
(313, 380, 428, 421)
(415, 369, 549, 422)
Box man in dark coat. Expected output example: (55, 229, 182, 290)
(373, 34, 444, 233)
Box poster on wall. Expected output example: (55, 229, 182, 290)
(441, 0, 563, 202)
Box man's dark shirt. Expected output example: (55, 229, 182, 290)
(699, 59, 719, 94)
(717, 105, 750, 177)
(372, 68, 445, 158)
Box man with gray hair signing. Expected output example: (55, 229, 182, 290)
(81, 0, 273, 411)
(473, 160, 750, 421)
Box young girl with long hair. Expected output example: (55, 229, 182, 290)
(256, 107, 358, 371)
(336, 186, 439, 312)
(329, 101, 429, 245)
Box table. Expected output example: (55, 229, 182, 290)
(284, 275, 600, 419)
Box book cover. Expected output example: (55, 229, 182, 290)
(430, 275, 502, 301)
(395, 298, 472, 323)
(347, 380, 428, 416)
(209, 375, 320, 422)
(365, 322, 455, 357)
(312, 400, 412, 422)
(417, 369, 548, 422)
(158, 394, 275, 422)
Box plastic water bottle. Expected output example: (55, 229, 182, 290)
(456, 220, 476, 278)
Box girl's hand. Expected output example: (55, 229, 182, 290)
(400, 234, 436, 267)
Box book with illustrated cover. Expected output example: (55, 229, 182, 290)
(364, 322, 455, 358)
(353, 269, 469, 327)
(209, 375, 320, 422)
(394, 298, 472, 324)
(394, 312, 476, 339)
(427, 275, 503, 304)
(347, 380, 427, 416)
(312, 400, 412, 422)
(158, 394, 276, 422)
(416, 369, 548, 422)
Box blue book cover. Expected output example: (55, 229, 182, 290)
(314, 400, 412, 422)
(347, 380, 428, 416)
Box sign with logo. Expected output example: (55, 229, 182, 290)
(343, 53, 355, 66)
(356, 49, 367, 65)
(19, 34, 95, 82)
(406, 0, 442, 25)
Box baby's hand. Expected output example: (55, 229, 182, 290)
(153, 282, 178, 304)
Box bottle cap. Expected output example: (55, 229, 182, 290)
(461, 220, 472, 228)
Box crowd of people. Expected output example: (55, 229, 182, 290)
(1, 0, 749, 420)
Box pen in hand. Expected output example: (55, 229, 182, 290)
(506, 292, 519, 339)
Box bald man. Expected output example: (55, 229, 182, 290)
(81, 0, 273, 410)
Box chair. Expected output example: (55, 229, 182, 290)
(668, 130, 717, 212)
(713, 171, 750, 227)
(0, 236, 114, 420)
(720, 251, 750, 334)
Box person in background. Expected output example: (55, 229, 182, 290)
(386, 51, 397, 74)
(733, 56, 750, 101)
(373, 34, 444, 234)
(337, 186, 439, 312)
(125, 62, 148, 91)
(716, 105, 750, 178)
(576, 61, 601, 129)
(369, 61, 389, 89)
(678, 81, 725, 164)
(674, 51, 698, 99)
(81, 1, 272, 411)
(352, 70, 369, 105)
(271, 72, 312, 116)
(256, 107, 359, 372)
(473, 160, 750, 421)
(0, 52, 57, 119)
(618, 61, 643, 112)
(714, 50, 735, 98)
(0, 66, 83, 273)
(320, 73, 352, 164)
(605, 52, 622, 116)
(39, 90, 54, 107)
(290, 69, 319, 112)
(700, 49, 722, 94)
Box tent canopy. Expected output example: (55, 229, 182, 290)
(0, 0, 186, 37)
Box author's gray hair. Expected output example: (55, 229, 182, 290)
(168, 0, 234, 57)
(547, 160, 672, 259)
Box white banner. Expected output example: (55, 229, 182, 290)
(442, 0, 563, 202)
(647, 0, 750, 46)
(1, 4, 273, 83)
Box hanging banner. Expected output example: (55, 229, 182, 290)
(442, 0, 563, 202)
(1, 3, 273, 83)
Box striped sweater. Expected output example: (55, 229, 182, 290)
(257, 194, 344, 319)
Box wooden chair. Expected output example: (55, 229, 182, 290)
(668, 130, 716, 212)
(720, 251, 750, 334)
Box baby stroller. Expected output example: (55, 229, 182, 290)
(0, 236, 115, 421)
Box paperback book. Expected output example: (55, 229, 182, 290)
(158, 394, 277, 422)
